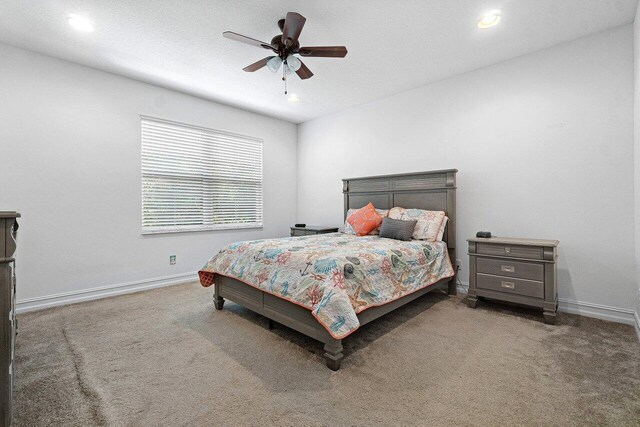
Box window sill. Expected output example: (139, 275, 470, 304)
(141, 223, 263, 235)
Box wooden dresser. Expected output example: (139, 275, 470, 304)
(1, 212, 19, 427)
(467, 236, 558, 324)
(290, 226, 339, 237)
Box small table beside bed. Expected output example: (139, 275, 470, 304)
(198, 169, 458, 370)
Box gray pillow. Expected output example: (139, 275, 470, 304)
(378, 217, 417, 241)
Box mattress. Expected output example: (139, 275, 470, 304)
(199, 233, 454, 339)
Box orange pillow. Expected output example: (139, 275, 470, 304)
(347, 203, 383, 236)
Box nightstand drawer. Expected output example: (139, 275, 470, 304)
(476, 243, 543, 260)
(477, 273, 544, 299)
(477, 257, 544, 281)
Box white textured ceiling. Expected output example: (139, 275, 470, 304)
(0, 0, 637, 123)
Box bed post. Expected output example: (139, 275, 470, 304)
(323, 337, 343, 371)
(448, 249, 457, 296)
(448, 281, 457, 295)
(446, 170, 457, 296)
(213, 282, 225, 310)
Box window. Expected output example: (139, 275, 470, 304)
(141, 116, 263, 234)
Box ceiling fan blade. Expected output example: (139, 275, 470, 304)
(295, 60, 313, 80)
(223, 31, 275, 50)
(281, 12, 306, 46)
(297, 46, 348, 58)
(243, 56, 274, 72)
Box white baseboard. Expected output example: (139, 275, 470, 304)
(557, 298, 636, 325)
(16, 271, 198, 313)
(15, 275, 640, 336)
(456, 283, 469, 294)
(457, 281, 635, 326)
(636, 289, 640, 343)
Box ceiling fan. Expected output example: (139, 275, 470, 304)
(223, 12, 348, 94)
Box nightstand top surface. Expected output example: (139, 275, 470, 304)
(0, 211, 20, 218)
(290, 225, 339, 231)
(467, 236, 559, 247)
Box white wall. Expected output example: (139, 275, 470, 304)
(1, 25, 637, 325)
(0, 43, 298, 309)
(634, 6, 640, 337)
(298, 25, 637, 322)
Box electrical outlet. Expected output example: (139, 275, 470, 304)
(170, 255, 176, 265)
(456, 259, 462, 269)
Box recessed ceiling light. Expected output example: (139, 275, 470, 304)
(287, 94, 301, 103)
(478, 10, 501, 29)
(67, 14, 94, 32)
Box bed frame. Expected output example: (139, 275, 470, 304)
(213, 169, 457, 370)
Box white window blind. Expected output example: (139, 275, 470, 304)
(141, 116, 263, 234)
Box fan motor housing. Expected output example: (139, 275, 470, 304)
(270, 35, 299, 57)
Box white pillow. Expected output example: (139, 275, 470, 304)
(388, 207, 446, 242)
(436, 216, 449, 241)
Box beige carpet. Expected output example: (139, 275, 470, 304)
(13, 282, 640, 426)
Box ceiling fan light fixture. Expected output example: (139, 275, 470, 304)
(478, 10, 502, 29)
(223, 12, 344, 89)
(267, 56, 283, 72)
(286, 55, 301, 71)
(284, 64, 295, 76)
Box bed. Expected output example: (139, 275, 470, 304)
(199, 169, 457, 370)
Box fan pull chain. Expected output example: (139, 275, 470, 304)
(282, 62, 288, 95)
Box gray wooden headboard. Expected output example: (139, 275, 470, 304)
(342, 169, 457, 265)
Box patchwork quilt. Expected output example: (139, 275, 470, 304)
(199, 233, 454, 339)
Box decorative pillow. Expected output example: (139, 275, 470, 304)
(436, 216, 449, 241)
(342, 208, 388, 235)
(379, 217, 417, 241)
(388, 207, 446, 241)
(346, 203, 383, 236)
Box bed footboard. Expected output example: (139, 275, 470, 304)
(214, 276, 343, 369)
(212, 275, 450, 370)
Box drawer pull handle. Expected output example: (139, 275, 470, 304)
(504, 247, 511, 254)
(501, 281, 515, 289)
(501, 265, 515, 273)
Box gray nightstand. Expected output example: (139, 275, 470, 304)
(290, 226, 339, 237)
(467, 236, 559, 324)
